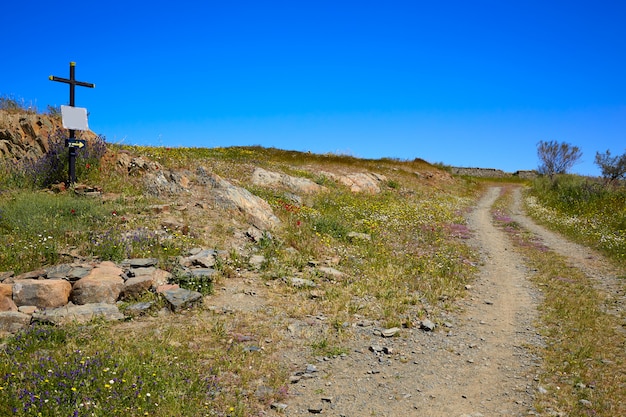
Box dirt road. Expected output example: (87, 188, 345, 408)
(274, 187, 540, 416)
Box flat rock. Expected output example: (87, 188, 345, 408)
(162, 288, 203, 311)
(32, 303, 124, 325)
(0, 311, 31, 334)
(382, 327, 401, 337)
(251, 167, 325, 194)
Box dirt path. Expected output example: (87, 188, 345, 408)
(274, 187, 542, 416)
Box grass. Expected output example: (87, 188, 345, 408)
(492, 186, 626, 416)
(525, 175, 626, 266)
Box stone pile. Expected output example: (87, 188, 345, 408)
(0, 250, 220, 335)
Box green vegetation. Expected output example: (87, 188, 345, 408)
(525, 175, 626, 265)
(492, 187, 626, 416)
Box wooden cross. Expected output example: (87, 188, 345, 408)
(49, 61, 95, 184)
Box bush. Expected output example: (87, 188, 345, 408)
(19, 130, 107, 188)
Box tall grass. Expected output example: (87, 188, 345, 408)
(526, 175, 626, 266)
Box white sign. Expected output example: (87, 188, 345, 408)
(61, 105, 89, 131)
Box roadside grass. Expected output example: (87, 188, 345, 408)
(525, 175, 626, 266)
(492, 186, 626, 417)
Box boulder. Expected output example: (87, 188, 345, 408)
(122, 276, 154, 300)
(71, 261, 124, 305)
(251, 167, 325, 194)
(202, 171, 281, 230)
(0, 283, 17, 311)
(12, 279, 72, 308)
(32, 303, 125, 325)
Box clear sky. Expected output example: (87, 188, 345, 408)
(2, 1, 625, 175)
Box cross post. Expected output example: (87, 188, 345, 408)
(49, 62, 95, 185)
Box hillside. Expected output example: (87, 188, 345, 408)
(1, 108, 625, 416)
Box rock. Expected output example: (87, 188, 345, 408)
(161, 288, 203, 311)
(122, 276, 154, 299)
(124, 302, 154, 316)
(0, 283, 11, 298)
(327, 172, 387, 193)
(32, 303, 124, 325)
(308, 405, 323, 414)
(251, 167, 325, 194)
(13, 279, 72, 308)
(420, 319, 436, 331)
(201, 171, 281, 230)
(18, 306, 37, 314)
(289, 277, 317, 288)
(181, 249, 217, 268)
(306, 364, 318, 373)
(0, 271, 14, 282)
(382, 327, 401, 337)
(0, 311, 31, 334)
(71, 262, 124, 305)
(579, 399, 592, 407)
(249, 255, 265, 270)
(271, 402, 288, 411)
(318, 266, 344, 279)
(0, 294, 17, 312)
(128, 258, 159, 268)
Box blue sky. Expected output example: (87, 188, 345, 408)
(3, 1, 625, 175)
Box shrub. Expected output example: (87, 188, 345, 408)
(19, 129, 107, 188)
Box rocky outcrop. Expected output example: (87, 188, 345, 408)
(251, 167, 326, 194)
(200, 169, 281, 230)
(320, 171, 388, 193)
(0, 109, 97, 161)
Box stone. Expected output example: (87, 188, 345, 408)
(124, 302, 154, 316)
(271, 402, 288, 411)
(201, 171, 281, 230)
(122, 276, 154, 299)
(71, 262, 124, 305)
(13, 279, 72, 308)
(161, 288, 203, 311)
(32, 303, 124, 325)
(251, 167, 325, 194)
(318, 266, 344, 279)
(0, 283, 11, 298)
(308, 405, 323, 414)
(0, 294, 17, 312)
(289, 277, 317, 288)
(0, 311, 31, 334)
(420, 319, 436, 331)
(339, 172, 387, 193)
(249, 255, 265, 270)
(185, 249, 217, 268)
(382, 327, 401, 337)
(18, 306, 37, 314)
(128, 258, 159, 268)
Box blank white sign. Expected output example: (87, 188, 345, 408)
(61, 105, 89, 131)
